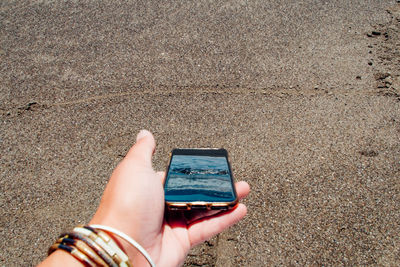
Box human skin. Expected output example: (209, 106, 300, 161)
(39, 130, 250, 266)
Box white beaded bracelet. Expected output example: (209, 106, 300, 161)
(90, 224, 156, 267)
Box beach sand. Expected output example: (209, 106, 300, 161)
(1, 1, 399, 265)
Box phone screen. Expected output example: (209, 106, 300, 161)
(164, 149, 237, 203)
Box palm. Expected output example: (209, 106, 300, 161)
(155, 221, 191, 266)
(149, 198, 248, 267)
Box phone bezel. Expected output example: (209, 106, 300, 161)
(164, 148, 238, 211)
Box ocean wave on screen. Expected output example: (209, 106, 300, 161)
(170, 167, 228, 176)
(166, 176, 232, 192)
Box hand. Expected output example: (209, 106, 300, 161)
(44, 130, 250, 267)
(90, 130, 250, 266)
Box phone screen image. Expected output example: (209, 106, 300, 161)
(164, 150, 237, 205)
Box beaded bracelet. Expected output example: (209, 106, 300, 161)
(49, 243, 96, 267)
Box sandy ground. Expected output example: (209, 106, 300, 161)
(1, 1, 399, 266)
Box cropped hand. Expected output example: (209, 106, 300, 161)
(42, 130, 250, 267)
(91, 130, 250, 266)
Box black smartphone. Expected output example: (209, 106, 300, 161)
(164, 148, 238, 210)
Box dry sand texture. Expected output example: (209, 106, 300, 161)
(1, 1, 399, 266)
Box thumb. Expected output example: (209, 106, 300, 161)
(124, 129, 156, 167)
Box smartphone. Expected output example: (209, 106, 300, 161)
(164, 148, 238, 210)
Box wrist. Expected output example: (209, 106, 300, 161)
(88, 223, 156, 267)
(87, 218, 138, 264)
(45, 223, 148, 267)
(105, 231, 151, 266)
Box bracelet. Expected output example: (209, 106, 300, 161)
(49, 243, 96, 267)
(73, 227, 121, 263)
(49, 225, 151, 267)
(90, 224, 156, 267)
(58, 237, 108, 266)
(73, 226, 131, 267)
(59, 231, 118, 267)
(84, 226, 131, 265)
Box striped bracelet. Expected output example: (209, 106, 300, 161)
(59, 231, 118, 267)
(57, 237, 108, 266)
(73, 226, 131, 267)
(49, 225, 154, 267)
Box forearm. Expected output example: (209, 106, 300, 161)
(38, 250, 83, 267)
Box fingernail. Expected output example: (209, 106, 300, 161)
(136, 129, 151, 141)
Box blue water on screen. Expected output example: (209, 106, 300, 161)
(165, 155, 235, 202)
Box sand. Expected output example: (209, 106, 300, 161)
(1, 1, 399, 265)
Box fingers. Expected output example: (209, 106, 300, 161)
(182, 210, 221, 225)
(184, 178, 250, 246)
(235, 181, 250, 200)
(187, 203, 248, 247)
(124, 130, 156, 167)
(179, 181, 250, 224)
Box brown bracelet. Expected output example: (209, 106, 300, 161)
(83, 226, 132, 267)
(74, 227, 122, 263)
(49, 243, 96, 267)
(59, 232, 118, 267)
(49, 225, 136, 267)
(59, 237, 108, 267)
